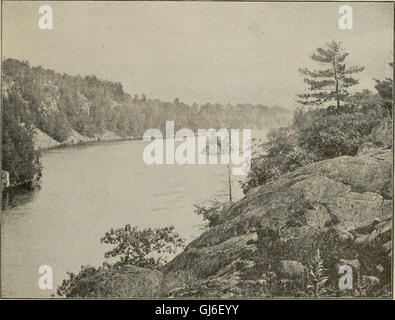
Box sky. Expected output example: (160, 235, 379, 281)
(2, 1, 393, 109)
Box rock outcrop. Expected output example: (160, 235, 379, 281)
(163, 149, 392, 297)
(33, 128, 61, 150)
(63, 265, 165, 298)
(56, 149, 392, 298)
(33, 127, 132, 151)
(358, 117, 392, 154)
(101, 266, 164, 297)
(64, 129, 124, 146)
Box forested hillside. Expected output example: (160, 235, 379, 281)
(2, 58, 290, 185)
(57, 42, 393, 298)
(2, 58, 290, 139)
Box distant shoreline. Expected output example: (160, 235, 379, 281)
(39, 136, 144, 152)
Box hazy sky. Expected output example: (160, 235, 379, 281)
(2, 1, 393, 109)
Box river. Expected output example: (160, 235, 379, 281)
(1, 139, 245, 298)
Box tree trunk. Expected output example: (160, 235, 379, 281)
(332, 54, 340, 108)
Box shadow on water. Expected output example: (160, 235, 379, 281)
(2, 184, 41, 211)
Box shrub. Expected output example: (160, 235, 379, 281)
(295, 108, 378, 159)
(57, 225, 186, 297)
(57, 265, 111, 298)
(100, 224, 186, 269)
(242, 92, 386, 194)
(241, 125, 317, 194)
(193, 200, 224, 228)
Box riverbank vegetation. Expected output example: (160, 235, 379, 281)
(2, 91, 42, 185)
(2, 58, 289, 186)
(172, 42, 392, 298)
(5, 40, 392, 297)
(57, 225, 185, 297)
(199, 41, 391, 221)
(242, 42, 392, 194)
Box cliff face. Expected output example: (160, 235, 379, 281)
(163, 149, 392, 297)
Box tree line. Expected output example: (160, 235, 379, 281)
(2, 58, 289, 185)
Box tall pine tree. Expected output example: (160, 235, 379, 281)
(297, 41, 364, 108)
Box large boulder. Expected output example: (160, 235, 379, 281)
(358, 118, 392, 155)
(72, 265, 164, 297)
(278, 260, 306, 280)
(105, 265, 164, 297)
(166, 233, 258, 279)
(367, 117, 392, 149)
(164, 150, 392, 295)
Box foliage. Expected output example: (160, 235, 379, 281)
(242, 95, 386, 194)
(255, 227, 284, 271)
(247, 225, 392, 298)
(100, 224, 186, 269)
(374, 64, 393, 118)
(57, 225, 185, 297)
(297, 41, 364, 108)
(1, 57, 290, 188)
(57, 265, 112, 298)
(2, 58, 290, 143)
(307, 248, 328, 297)
(294, 106, 378, 159)
(242, 42, 391, 194)
(241, 127, 317, 193)
(193, 200, 224, 228)
(2, 89, 42, 185)
(353, 275, 368, 297)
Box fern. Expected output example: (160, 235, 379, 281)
(353, 275, 368, 297)
(307, 248, 328, 297)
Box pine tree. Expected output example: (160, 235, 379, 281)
(374, 62, 393, 118)
(297, 41, 364, 108)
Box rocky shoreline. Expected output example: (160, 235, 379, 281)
(64, 148, 392, 298)
(160, 148, 392, 297)
(34, 127, 142, 152)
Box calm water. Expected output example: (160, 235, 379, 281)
(1, 140, 244, 298)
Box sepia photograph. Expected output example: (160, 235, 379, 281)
(0, 1, 393, 300)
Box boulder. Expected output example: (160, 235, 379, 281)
(164, 232, 258, 278)
(278, 260, 306, 280)
(362, 275, 380, 288)
(33, 127, 61, 150)
(164, 150, 392, 298)
(367, 117, 392, 149)
(91, 265, 164, 297)
(338, 259, 361, 274)
(358, 118, 392, 155)
(166, 150, 392, 279)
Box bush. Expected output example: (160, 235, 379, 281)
(295, 108, 378, 159)
(374, 77, 393, 118)
(100, 225, 186, 269)
(242, 90, 387, 194)
(241, 126, 317, 194)
(193, 200, 224, 228)
(57, 225, 186, 297)
(57, 265, 111, 298)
